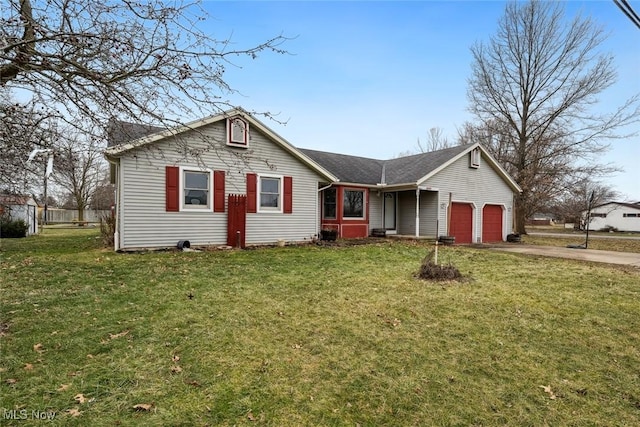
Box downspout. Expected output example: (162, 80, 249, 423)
(106, 156, 121, 251)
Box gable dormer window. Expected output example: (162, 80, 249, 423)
(227, 117, 249, 147)
(470, 147, 481, 168)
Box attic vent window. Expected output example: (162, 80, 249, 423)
(470, 148, 481, 168)
(227, 117, 249, 147)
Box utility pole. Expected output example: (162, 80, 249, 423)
(27, 149, 54, 226)
(584, 191, 595, 249)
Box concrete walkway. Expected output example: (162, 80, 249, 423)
(489, 244, 640, 268)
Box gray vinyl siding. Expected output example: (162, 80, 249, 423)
(418, 191, 438, 237)
(396, 190, 437, 237)
(397, 191, 416, 235)
(426, 152, 514, 242)
(118, 120, 324, 249)
(368, 192, 383, 230)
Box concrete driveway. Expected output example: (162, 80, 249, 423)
(488, 244, 640, 268)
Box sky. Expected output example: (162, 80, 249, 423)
(202, 1, 640, 199)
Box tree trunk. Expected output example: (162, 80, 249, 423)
(77, 207, 84, 222)
(515, 193, 528, 234)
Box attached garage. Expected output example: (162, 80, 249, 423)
(482, 204, 503, 242)
(450, 202, 473, 244)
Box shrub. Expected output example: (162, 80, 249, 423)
(599, 225, 618, 232)
(100, 213, 116, 247)
(0, 218, 28, 238)
(416, 250, 463, 281)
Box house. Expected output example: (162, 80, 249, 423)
(584, 201, 640, 232)
(105, 108, 521, 251)
(0, 194, 39, 235)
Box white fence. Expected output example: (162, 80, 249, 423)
(40, 208, 111, 223)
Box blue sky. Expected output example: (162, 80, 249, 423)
(203, 1, 639, 199)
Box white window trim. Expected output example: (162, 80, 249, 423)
(470, 148, 481, 168)
(226, 117, 249, 148)
(257, 173, 283, 214)
(179, 166, 213, 212)
(342, 188, 366, 220)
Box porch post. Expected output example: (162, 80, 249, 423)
(415, 188, 420, 237)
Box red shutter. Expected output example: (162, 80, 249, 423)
(214, 170, 225, 213)
(166, 166, 179, 212)
(246, 173, 257, 213)
(283, 176, 293, 214)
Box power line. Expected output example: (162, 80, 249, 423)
(613, 0, 640, 30)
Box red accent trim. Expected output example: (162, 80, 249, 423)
(320, 185, 369, 238)
(214, 170, 225, 213)
(246, 173, 257, 213)
(227, 194, 247, 248)
(165, 166, 179, 212)
(283, 176, 293, 214)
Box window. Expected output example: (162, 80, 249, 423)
(590, 212, 607, 218)
(343, 189, 365, 218)
(470, 148, 481, 168)
(227, 117, 249, 147)
(323, 188, 336, 219)
(623, 213, 639, 218)
(258, 175, 281, 212)
(182, 169, 211, 210)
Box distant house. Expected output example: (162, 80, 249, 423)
(105, 108, 521, 251)
(584, 201, 640, 232)
(0, 194, 39, 235)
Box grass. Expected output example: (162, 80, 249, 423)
(522, 233, 640, 253)
(1, 229, 639, 426)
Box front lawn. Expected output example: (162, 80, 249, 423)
(1, 230, 639, 426)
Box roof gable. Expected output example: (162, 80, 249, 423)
(104, 108, 338, 182)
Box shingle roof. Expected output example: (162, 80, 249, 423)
(105, 115, 496, 188)
(106, 120, 163, 147)
(300, 144, 474, 185)
(298, 149, 385, 184)
(592, 201, 640, 210)
(0, 194, 35, 205)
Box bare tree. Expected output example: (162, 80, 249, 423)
(417, 127, 452, 153)
(0, 90, 57, 194)
(89, 175, 115, 211)
(466, 0, 639, 234)
(1, 0, 288, 138)
(396, 127, 454, 157)
(550, 178, 618, 229)
(52, 129, 105, 222)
